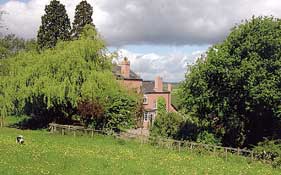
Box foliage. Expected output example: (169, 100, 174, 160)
(0, 26, 139, 130)
(104, 94, 138, 132)
(0, 34, 37, 59)
(196, 131, 221, 145)
(37, 0, 71, 49)
(171, 88, 180, 109)
(254, 139, 281, 168)
(78, 100, 104, 128)
(150, 112, 184, 139)
(72, 0, 95, 39)
(179, 16, 281, 147)
(0, 127, 279, 175)
(157, 96, 166, 117)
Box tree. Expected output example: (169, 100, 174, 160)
(180, 16, 281, 147)
(72, 0, 94, 39)
(0, 26, 139, 129)
(37, 0, 71, 49)
(0, 34, 37, 59)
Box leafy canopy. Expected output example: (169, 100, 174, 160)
(0, 26, 139, 130)
(180, 16, 281, 147)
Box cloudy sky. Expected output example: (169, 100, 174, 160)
(1, 0, 281, 82)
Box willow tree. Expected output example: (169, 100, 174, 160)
(1, 26, 139, 129)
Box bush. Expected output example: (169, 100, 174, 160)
(104, 94, 138, 132)
(150, 112, 184, 139)
(196, 131, 221, 145)
(77, 100, 104, 128)
(253, 139, 281, 168)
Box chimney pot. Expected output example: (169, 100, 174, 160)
(121, 57, 130, 78)
(154, 76, 163, 92)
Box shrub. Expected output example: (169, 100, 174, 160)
(104, 94, 138, 132)
(150, 112, 184, 139)
(253, 139, 281, 168)
(196, 131, 221, 145)
(77, 100, 104, 128)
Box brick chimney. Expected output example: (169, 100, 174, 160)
(154, 76, 163, 92)
(121, 57, 130, 78)
(168, 83, 172, 92)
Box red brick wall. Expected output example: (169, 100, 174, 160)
(119, 79, 142, 93)
(143, 93, 174, 112)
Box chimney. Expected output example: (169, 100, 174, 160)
(154, 76, 163, 92)
(168, 83, 172, 92)
(121, 57, 130, 78)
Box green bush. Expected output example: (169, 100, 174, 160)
(150, 112, 184, 139)
(253, 139, 281, 168)
(196, 131, 221, 145)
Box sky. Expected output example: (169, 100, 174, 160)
(1, 0, 281, 82)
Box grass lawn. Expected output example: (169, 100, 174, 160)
(0, 127, 280, 175)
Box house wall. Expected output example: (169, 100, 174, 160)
(118, 79, 142, 93)
(143, 93, 173, 112)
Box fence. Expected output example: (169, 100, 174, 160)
(49, 123, 258, 162)
(49, 123, 106, 137)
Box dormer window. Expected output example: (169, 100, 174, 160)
(143, 95, 148, 104)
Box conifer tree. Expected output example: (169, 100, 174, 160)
(72, 0, 95, 39)
(37, 0, 71, 49)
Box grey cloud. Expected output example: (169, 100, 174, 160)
(97, 0, 281, 46)
(1, 0, 281, 46)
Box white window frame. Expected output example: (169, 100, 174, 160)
(143, 95, 148, 105)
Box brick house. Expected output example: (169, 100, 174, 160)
(113, 57, 177, 128)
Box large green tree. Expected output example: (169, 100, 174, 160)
(37, 0, 71, 49)
(0, 26, 139, 130)
(72, 0, 94, 39)
(180, 16, 281, 147)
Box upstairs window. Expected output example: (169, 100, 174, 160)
(143, 95, 148, 104)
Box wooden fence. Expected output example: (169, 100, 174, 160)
(49, 123, 106, 137)
(49, 123, 258, 162)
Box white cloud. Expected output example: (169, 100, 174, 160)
(116, 49, 203, 82)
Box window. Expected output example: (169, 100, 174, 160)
(144, 112, 148, 122)
(143, 95, 148, 104)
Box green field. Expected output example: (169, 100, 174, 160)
(0, 127, 280, 175)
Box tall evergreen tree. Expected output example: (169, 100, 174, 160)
(72, 0, 94, 39)
(37, 0, 71, 49)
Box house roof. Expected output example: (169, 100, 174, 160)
(112, 65, 142, 80)
(142, 81, 170, 94)
(142, 81, 155, 93)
